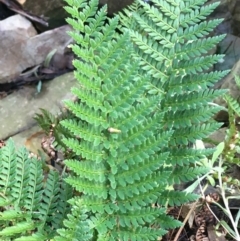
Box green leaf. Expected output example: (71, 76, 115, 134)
(212, 142, 224, 163)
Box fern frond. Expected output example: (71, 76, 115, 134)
(0, 139, 72, 239)
(38, 170, 60, 233)
(234, 75, 240, 89)
(165, 106, 222, 129)
(169, 166, 209, 184)
(178, 35, 225, 60)
(181, 19, 223, 41)
(55, 198, 93, 241)
(25, 158, 44, 213)
(110, 226, 166, 241)
(58, 0, 175, 239)
(34, 108, 76, 152)
(180, 1, 220, 28)
(224, 94, 240, 117)
(156, 213, 182, 229)
(11, 147, 31, 206)
(0, 220, 35, 236)
(52, 176, 73, 230)
(166, 147, 215, 166)
(15, 233, 48, 241)
(118, 0, 228, 210)
(0, 139, 17, 196)
(172, 122, 222, 145)
(51, 0, 230, 239)
(158, 190, 199, 206)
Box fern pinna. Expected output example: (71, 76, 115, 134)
(56, 0, 180, 240)
(119, 0, 229, 202)
(0, 139, 72, 240)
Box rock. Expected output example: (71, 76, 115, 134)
(24, 24, 72, 68)
(205, 127, 227, 148)
(22, 0, 135, 31)
(217, 59, 240, 101)
(215, 35, 240, 72)
(22, 0, 62, 16)
(209, 0, 233, 35)
(0, 72, 76, 141)
(0, 14, 72, 83)
(100, 0, 134, 15)
(22, 0, 67, 31)
(227, 0, 240, 35)
(0, 14, 37, 82)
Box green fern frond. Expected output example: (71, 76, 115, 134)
(25, 159, 44, 214)
(234, 74, 240, 89)
(224, 94, 240, 117)
(118, 0, 228, 209)
(58, 0, 174, 239)
(169, 166, 209, 184)
(158, 190, 199, 206)
(0, 139, 72, 239)
(55, 198, 93, 241)
(179, 1, 220, 27)
(0, 210, 30, 221)
(53, 175, 73, 230)
(166, 106, 222, 129)
(0, 139, 17, 196)
(167, 70, 229, 94)
(38, 170, 60, 232)
(167, 147, 215, 166)
(156, 213, 182, 229)
(50, 0, 230, 239)
(34, 108, 57, 132)
(12, 148, 31, 206)
(221, 75, 240, 165)
(15, 233, 48, 241)
(110, 226, 166, 241)
(0, 220, 35, 236)
(172, 122, 222, 145)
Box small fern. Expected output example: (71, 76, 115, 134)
(34, 108, 76, 157)
(0, 139, 73, 240)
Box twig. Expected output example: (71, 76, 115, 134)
(173, 200, 199, 241)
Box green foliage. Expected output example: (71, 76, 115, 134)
(55, 198, 93, 241)
(118, 0, 228, 204)
(0, 0, 231, 239)
(55, 0, 179, 240)
(50, 0, 229, 240)
(222, 75, 240, 165)
(0, 139, 72, 240)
